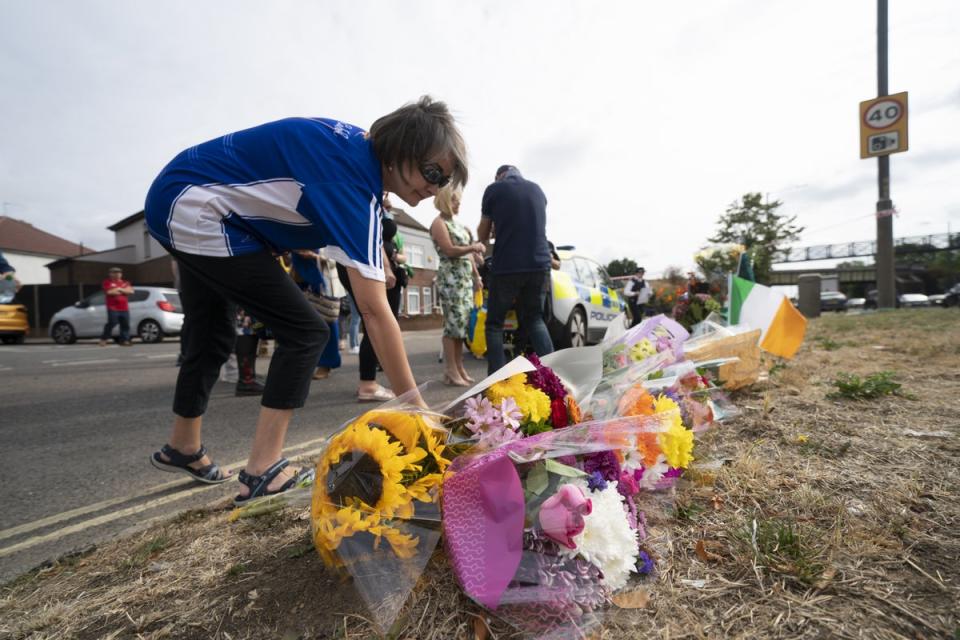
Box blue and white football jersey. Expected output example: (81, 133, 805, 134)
(145, 118, 385, 280)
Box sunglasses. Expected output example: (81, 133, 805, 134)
(419, 162, 452, 188)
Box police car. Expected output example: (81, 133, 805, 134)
(546, 248, 626, 347)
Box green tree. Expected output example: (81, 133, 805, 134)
(605, 258, 639, 277)
(708, 192, 803, 283)
(662, 265, 686, 284)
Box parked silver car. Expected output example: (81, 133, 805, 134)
(819, 290, 847, 312)
(49, 287, 183, 344)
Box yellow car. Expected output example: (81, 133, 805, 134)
(0, 281, 28, 344)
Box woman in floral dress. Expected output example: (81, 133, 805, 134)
(430, 187, 485, 386)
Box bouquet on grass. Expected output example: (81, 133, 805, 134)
(442, 414, 679, 639)
(587, 318, 736, 494)
(600, 314, 689, 375)
(309, 402, 454, 633)
(442, 353, 587, 450)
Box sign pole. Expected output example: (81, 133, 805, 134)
(875, 0, 896, 309)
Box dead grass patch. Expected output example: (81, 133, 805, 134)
(2, 310, 958, 639)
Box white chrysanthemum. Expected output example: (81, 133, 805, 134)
(639, 454, 669, 490)
(561, 480, 638, 590)
(620, 448, 644, 473)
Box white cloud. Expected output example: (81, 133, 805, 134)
(1, 0, 957, 278)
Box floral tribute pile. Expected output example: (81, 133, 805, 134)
(258, 313, 748, 637)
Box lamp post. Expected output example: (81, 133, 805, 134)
(874, 0, 896, 309)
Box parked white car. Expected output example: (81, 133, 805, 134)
(898, 293, 931, 308)
(49, 287, 183, 344)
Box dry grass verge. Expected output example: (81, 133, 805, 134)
(2, 309, 959, 639)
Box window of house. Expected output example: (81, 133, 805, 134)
(407, 243, 425, 268)
(422, 286, 433, 314)
(407, 287, 421, 315)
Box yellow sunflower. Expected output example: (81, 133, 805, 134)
(311, 421, 424, 564)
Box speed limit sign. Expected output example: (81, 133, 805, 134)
(860, 91, 908, 158)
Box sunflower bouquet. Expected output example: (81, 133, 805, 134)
(310, 407, 453, 634)
(442, 414, 674, 639)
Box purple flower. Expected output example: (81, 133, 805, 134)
(637, 550, 655, 575)
(586, 471, 607, 492)
(526, 353, 568, 400)
(583, 450, 621, 483)
(663, 467, 683, 480)
(617, 470, 639, 498)
(501, 530, 609, 635)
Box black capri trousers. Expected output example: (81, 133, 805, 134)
(168, 248, 329, 417)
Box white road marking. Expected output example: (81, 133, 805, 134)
(145, 354, 178, 359)
(0, 437, 328, 557)
(51, 359, 119, 367)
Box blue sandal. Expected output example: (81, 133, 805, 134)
(150, 444, 230, 484)
(234, 458, 315, 506)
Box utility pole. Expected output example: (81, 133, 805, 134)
(875, 0, 896, 309)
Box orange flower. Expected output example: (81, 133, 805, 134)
(565, 395, 583, 425)
(637, 432, 661, 467)
(618, 385, 655, 417)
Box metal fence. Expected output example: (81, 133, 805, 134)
(775, 232, 959, 263)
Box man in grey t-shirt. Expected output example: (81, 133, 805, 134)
(478, 165, 554, 374)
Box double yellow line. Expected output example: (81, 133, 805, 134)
(0, 436, 328, 559)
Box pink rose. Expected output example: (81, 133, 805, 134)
(538, 484, 592, 549)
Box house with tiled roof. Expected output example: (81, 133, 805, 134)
(0, 216, 93, 284)
(388, 207, 442, 320)
(45, 210, 178, 285)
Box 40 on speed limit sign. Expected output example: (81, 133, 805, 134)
(860, 91, 908, 159)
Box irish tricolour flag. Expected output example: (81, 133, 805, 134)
(728, 276, 807, 359)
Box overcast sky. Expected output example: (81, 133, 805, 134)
(2, 0, 958, 276)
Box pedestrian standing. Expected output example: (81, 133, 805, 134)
(99, 267, 134, 346)
(430, 186, 484, 385)
(477, 165, 554, 374)
(145, 97, 467, 504)
(623, 267, 652, 327)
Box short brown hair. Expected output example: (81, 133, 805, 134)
(369, 96, 468, 189)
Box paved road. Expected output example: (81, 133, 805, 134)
(0, 330, 487, 583)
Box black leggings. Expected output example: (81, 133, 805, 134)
(336, 264, 401, 382)
(170, 249, 328, 416)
